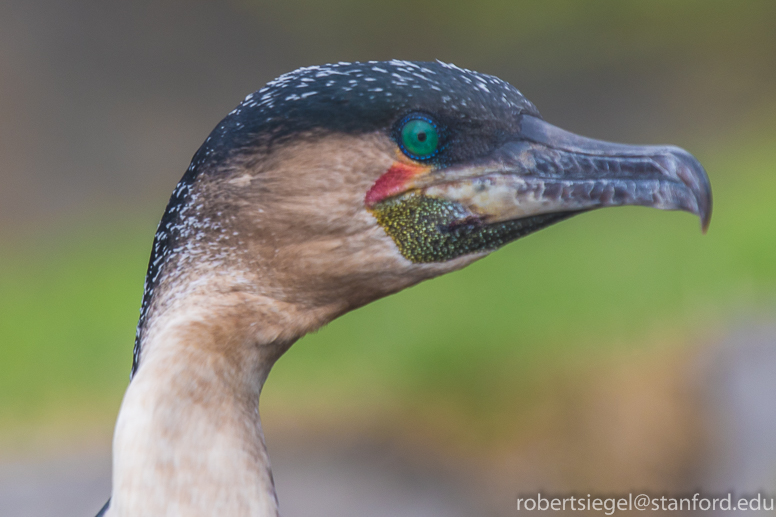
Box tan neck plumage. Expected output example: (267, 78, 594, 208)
(106, 289, 338, 517)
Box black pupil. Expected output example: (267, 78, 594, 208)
(417, 132, 427, 142)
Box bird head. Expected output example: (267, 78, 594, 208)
(134, 60, 711, 371)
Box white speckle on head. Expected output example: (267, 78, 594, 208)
(228, 174, 253, 188)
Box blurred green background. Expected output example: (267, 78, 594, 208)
(1, 0, 775, 510)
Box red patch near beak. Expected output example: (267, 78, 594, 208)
(365, 162, 428, 207)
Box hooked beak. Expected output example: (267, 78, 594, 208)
(419, 115, 712, 232)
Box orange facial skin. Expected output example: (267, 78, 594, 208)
(364, 161, 433, 207)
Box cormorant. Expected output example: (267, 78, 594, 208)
(95, 60, 711, 516)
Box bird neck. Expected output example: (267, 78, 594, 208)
(108, 289, 339, 517)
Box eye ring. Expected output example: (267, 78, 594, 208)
(397, 114, 441, 161)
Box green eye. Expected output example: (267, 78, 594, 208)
(400, 118, 439, 159)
